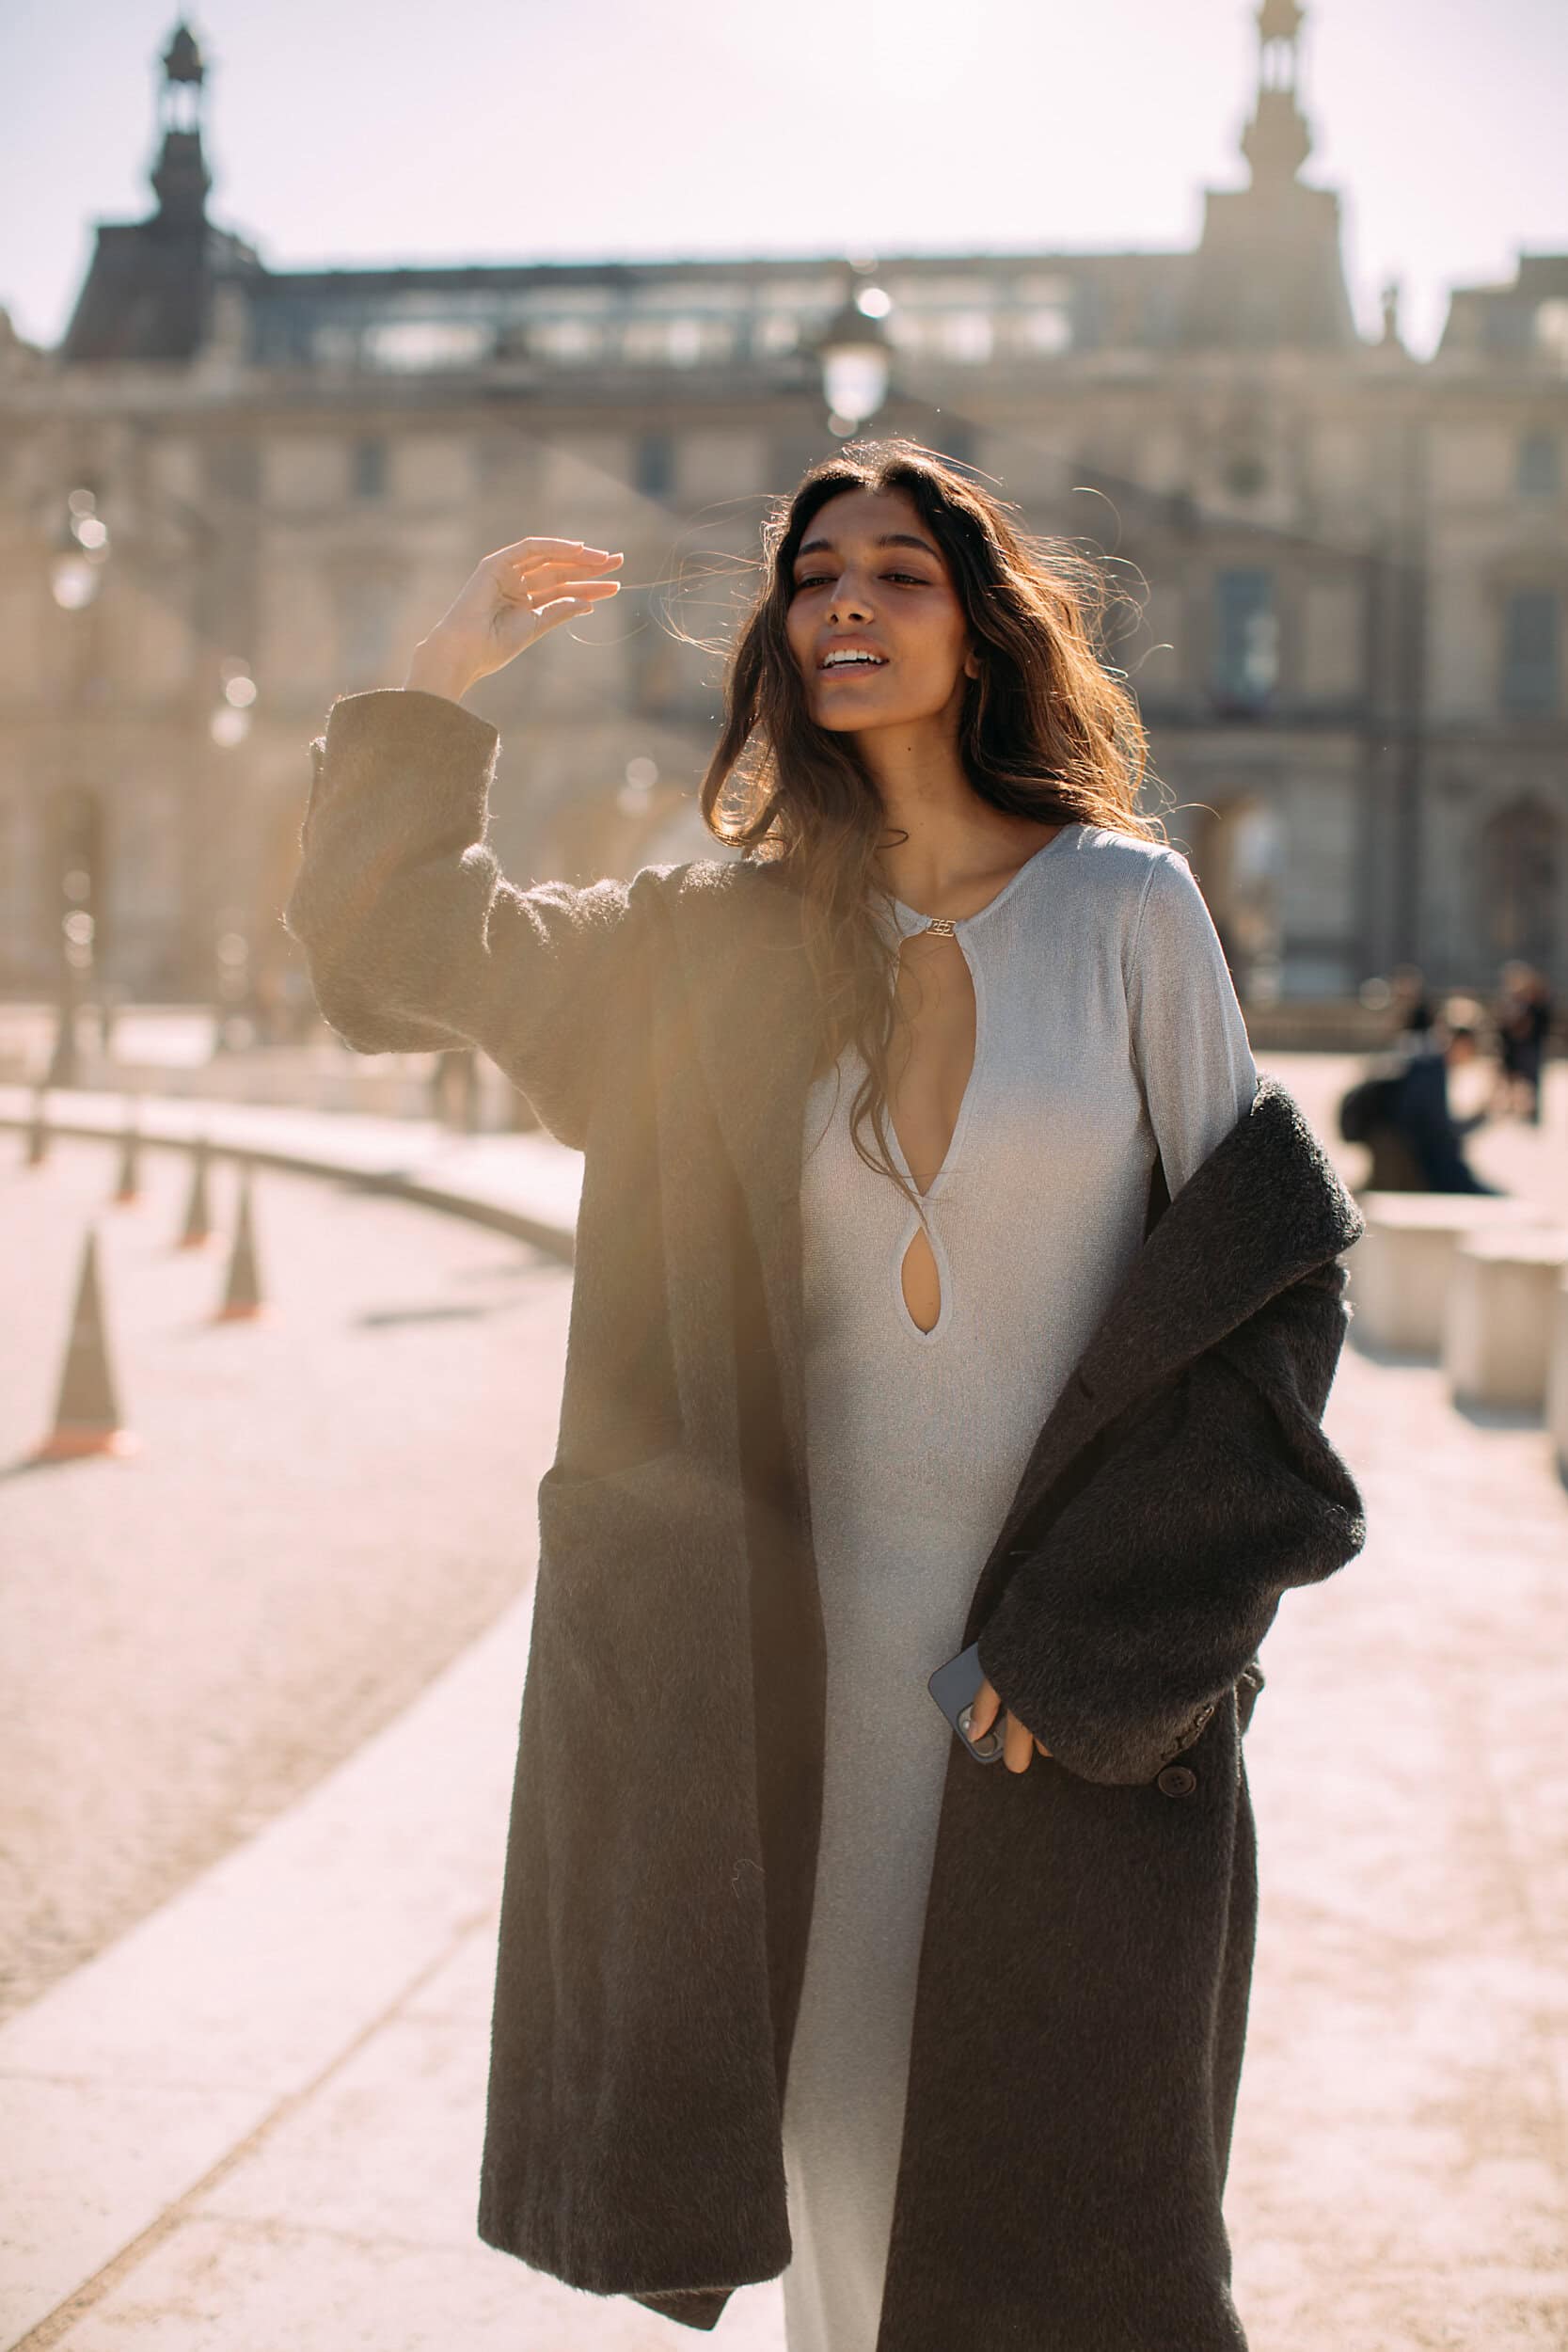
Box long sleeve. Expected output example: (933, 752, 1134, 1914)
(974, 1257, 1367, 1786)
(1127, 848, 1259, 1196)
(281, 688, 640, 1151)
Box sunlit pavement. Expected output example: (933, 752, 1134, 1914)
(1, 1057, 1564, 2349)
(0, 1135, 574, 2026)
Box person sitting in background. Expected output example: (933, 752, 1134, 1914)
(1389, 1014, 1501, 1194)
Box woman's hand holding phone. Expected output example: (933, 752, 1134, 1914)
(967, 1673, 1053, 1773)
(930, 1642, 1053, 1772)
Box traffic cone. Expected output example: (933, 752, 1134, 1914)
(30, 1224, 140, 1461)
(111, 1094, 144, 1204)
(178, 1133, 215, 1248)
(24, 1084, 49, 1168)
(214, 1156, 273, 1322)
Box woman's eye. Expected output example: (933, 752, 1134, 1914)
(792, 572, 929, 591)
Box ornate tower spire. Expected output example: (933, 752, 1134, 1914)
(1175, 0, 1358, 350)
(1241, 0, 1313, 188)
(150, 18, 212, 230)
(61, 15, 259, 362)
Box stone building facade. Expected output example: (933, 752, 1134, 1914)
(1, 4, 1563, 1019)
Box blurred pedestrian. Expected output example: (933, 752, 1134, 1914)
(1388, 961, 1436, 1045)
(1493, 961, 1553, 1127)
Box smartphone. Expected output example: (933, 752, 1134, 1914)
(927, 1639, 1006, 1764)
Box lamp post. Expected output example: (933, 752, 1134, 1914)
(43, 489, 113, 1085)
(816, 267, 895, 437)
(49, 487, 111, 612)
(42, 473, 260, 1065)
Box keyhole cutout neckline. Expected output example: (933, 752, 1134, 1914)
(877, 822, 1080, 1340)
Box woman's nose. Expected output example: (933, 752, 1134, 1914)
(826, 579, 873, 624)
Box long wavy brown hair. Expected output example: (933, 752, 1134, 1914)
(697, 437, 1169, 1218)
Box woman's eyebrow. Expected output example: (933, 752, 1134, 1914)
(794, 532, 942, 563)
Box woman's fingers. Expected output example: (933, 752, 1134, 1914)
(967, 1675, 1001, 1743)
(965, 1673, 1053, 1771)
(527, 590, 619, 635)
(1003, 1710, 1036, 1774)
(508, 577, 622, 610)
(510, 548, 624, 581)
(488, 534, 610, 564)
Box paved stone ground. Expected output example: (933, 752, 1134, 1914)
(9, 1302, 1564, 2351)
(0, 1132, 571, 2024)
(4, 1058, 1565, 2350)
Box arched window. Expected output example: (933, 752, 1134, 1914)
(1479, 798, 1560, 970)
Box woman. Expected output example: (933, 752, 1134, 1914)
(285, 441, 1367, 2350)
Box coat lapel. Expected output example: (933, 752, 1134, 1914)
(658, 859, 823, 1502)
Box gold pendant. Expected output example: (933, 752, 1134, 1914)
(925, 916, 957, 937)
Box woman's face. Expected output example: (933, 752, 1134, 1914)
(784, 485, 979, 738)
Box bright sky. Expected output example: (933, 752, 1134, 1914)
(3, 0, 1564, 364)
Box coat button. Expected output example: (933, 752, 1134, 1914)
(1157, 1765, 1198, 1799)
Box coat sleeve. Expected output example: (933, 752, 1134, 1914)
(1128, 847, 1259, 1197)
(281, 687, 639, 1152)
(974, 1256, 1368, 1787)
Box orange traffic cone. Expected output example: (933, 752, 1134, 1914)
(214, 1157, 273, 1322)
(30, 1225, 140, 1461)
(112, 1095, 144, 1204)
(178, 1133, 214, 1248)
(24, 1084, 49, 1168)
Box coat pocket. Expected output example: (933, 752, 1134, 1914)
(531, 1446, 747, 1740)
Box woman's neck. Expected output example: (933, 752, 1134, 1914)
(854, 717, 1064, 917)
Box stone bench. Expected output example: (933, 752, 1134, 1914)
(1347, 1193, 1546, 1354)
(1443, 1229, 1568, 1413)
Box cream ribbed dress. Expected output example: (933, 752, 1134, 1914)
(778, 820, 1259, 2352)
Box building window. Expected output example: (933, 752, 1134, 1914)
(338, 575, 402, 682)
(361, 320, 489, 372)
(1212, 568, 1279, 710)
(1223, 453, 1268, 498)
(352, 438, 387, 500)
(1517, 431, 1560, 496)
(1480, 798, 1560, 968)
(533, 319, 604, 364)
(635, 432, 676, 500)
(1499, 588, 1560, 715)
(939, 312, 994, 363)
(1017, 306, 1072, 355)
(754, 313, 800, 355)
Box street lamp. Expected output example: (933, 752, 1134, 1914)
(211, 654, 259, 747)
(48, 487, 111, 612)
(816, 269, 895, 437)
(42, 472, 261, 1067)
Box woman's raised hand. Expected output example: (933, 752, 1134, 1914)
(404, 535, 624, 700)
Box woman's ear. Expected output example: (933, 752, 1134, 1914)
(963, 645, 981, 681)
